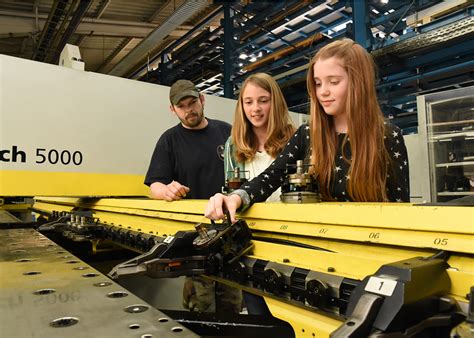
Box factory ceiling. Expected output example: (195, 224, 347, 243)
(0, 0, 472, 129)
(0, 0, 221, 78)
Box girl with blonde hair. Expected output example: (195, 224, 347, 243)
(224, 72, 295, 202)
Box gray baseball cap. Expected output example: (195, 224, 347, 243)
(169, 79, 199, 105)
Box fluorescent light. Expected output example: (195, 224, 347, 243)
(333, 20, 352, 32)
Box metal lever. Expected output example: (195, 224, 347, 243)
(37, 215, 70, 231)
(331, 293, 384, 337)
(108, 217, 253, 280)
(108, 241, 168, 279)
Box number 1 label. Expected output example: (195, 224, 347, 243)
(365, 276, 398, 296)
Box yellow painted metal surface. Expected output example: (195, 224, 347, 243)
(33, 201, 75, 214)
(250, 241, 473, 301)
(246, 217, 473, 253)
(32, 197, 474, 334)
(35, 197, 207, 214)
(245, 202, 473, 234)
(0, 171, 149, 196)
(34, 198, 473, 231)
(0, 203, 32, 211)
(265, 297, 343, 338)
(34, 198, 474, 253)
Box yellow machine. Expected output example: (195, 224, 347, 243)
(27, 197, 474, 337)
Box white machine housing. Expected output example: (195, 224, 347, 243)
(0, 55, 303, 197)
(59, 44, 85, 71)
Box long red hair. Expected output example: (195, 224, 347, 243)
(306, 39, 390, 201)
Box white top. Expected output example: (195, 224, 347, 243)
(245, 151, 282, 202)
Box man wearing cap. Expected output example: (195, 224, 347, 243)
(145, 79, 231, 200)
(145, 79, 241, 313)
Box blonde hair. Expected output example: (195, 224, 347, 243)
(306, 38, 390, 201)
(232, 72, 295, 162)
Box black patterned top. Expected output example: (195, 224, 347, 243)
(236, 122, 410, 206)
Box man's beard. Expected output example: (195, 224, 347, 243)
(180, 110, 204, 128)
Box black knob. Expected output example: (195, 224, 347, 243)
(264, 269, 284, 294)
(306, 279, 329, 308)
(229, 261, 247, 284)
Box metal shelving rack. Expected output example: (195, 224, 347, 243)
(417, 86, 474, 203)
(139, 0, 474, 131)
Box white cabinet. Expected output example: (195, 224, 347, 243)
(417, 86, 474, 202)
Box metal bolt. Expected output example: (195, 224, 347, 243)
(296, 160, 304, 174)
(195, 223, 210, 240)
(234, 167, 241, 178)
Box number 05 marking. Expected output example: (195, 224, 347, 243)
(433, 238, 448, 246)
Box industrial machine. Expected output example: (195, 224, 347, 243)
(22, 197, 473, 337)
(1, 54, 472, 337)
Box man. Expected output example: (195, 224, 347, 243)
(145, 79, 230, 201)
(145, 79, 241, 313)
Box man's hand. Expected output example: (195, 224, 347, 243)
(204, 193, 242, 223)
(150, 181, 190, 201)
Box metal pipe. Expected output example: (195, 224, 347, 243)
(32, 0, 68, 61)
(108, 1, 208, 77)
(0, 10, 159, 28)
(129, 5, 224, 80)
(46, 0, 80, 62)
(51, 0, 93, 64)
(378, 60, 474, 89)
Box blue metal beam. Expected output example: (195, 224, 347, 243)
(235, 1, 346, 53)
(237, 18, 351, 79)
(223, 2, 234, 98)
(351, 0, 371, 48)
(378, 60, 474, 89)
(371, 3, 413, 27)
(378, 39, 474, 76)
(234, 1, 323, 50)
(130, 6, 223, 80)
